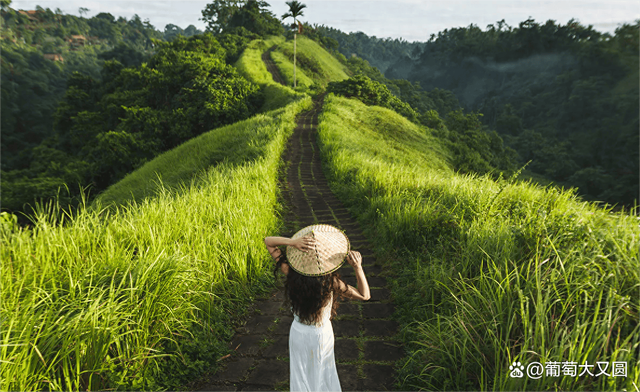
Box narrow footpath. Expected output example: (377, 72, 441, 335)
(192, 49, 402, 391)
(262, 46, 286, 85)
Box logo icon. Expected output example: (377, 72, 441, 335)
(509, 362, 525, 378)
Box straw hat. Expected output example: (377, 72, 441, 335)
(286, 224, 350, 276)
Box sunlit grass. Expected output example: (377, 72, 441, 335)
(317, 94, 640, 391)
(233, 35, 305, 112)
(1, 97, 312, 391)
(270, 49, 315, 89)
(269, 35, 349, 90)
(234, 36, 283, 86)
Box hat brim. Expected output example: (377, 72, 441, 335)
(286, 225, 350, 276)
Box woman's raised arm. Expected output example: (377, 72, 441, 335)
(264, 236, 315, 275)
(337, 251, 370, 301)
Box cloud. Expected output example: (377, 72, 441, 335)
(11, 0, 640, 41)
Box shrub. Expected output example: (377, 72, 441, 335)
(327, 75, 418, 121)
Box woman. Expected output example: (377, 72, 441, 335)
(264, 224, 370, 392)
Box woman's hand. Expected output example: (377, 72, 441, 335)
(292, 235, 315, 252)
(337, 250, 370, 301)
(347, 251, 363, 269)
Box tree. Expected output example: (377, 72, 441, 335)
(164, 23, 185, 41)
(78, 7, 89, 17)
(184, 25, 203, 37)
(327, 75, 418, 122)
(201, 0, 244, 34)
(201, 1, 280, 36)
(227, 1, 281, 37)
(282, 0, 306, 88)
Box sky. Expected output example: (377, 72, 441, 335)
(11, 0, 640, 42)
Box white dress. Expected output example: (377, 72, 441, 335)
(289, 294, 341, 391)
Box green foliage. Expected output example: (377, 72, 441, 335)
(400, 19, 639, 206)
(443, 109, 517, 176)
(1, 43, 66, 170)
(84, 36, 260, 187)
(342, 55, 462, 126)
(201, 0, 243, 34)
(1, 97, 311, 391)
(317, 94, 639, 391)
(216, 32, 251, 62)
(163, 23, 203, 41)
(326, 66, 515, 177)
(1, 6, 164, 176)
(2, 33, 261, 217)
(281, 0, 306, 32)
(506, 129, 579, 180)
(97, 97, 312, 206)
(234, 36, 282, 85)
(314, 25, 424, 74)
(327, 75, 418, 121)
(201, 0, 282, 37)
(97, 42, 148, 67)
(318, 19, 639, 206)
(232, 36, 305, 112)
(228, 1, 282, 37)
(255, 35, 349, 92)
(297, 22, 339, 53)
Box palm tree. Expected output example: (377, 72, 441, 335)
(282, 1, 306, 88)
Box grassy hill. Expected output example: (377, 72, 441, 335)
(318, 94, 639, 391)
(94, 104, 304, 207)
(266, 35, 350, 90)
(2, 30, 638, 392)
(1, 33, 311, 389)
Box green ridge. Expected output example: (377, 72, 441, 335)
(2, 80, 312, 390)
(317, 94, 639, 391)
(268, 35, 350, 89)
(3, 28, 638, 392)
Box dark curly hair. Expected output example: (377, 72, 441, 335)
(274, 252, 347, 324)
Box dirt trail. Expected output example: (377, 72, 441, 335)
(192, 50, 401, 392)
(262, 46, 286, 85)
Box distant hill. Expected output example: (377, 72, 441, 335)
(316, 20, 640, 207)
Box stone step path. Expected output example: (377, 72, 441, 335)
(191, 51, 401, 392)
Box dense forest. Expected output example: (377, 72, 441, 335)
(317, 20, 639, 208)
(316, 25, 424, 74)
(0, 0, 255, 218)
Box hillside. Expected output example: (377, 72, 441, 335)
(1, 5, 164, 172)
(318, 94, 639, 391)
(2, 75, 311, 392)
(268, 35, 350, 88)
(1, 5, 215, 221)
(0, 29, 349, 390)
(2, 9, 639, 391)
(331, 20, 640, 207)
(96, 33, 350, 208)
(95, 36, 312, 208)
(237, 34, 350, 91)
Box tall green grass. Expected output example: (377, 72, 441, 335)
(317, 94, 639, 391)
(268, 35, 349, 90)
(234, 36, 306, 112)
(1, 97, 312, 390)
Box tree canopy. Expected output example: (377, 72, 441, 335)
(282, 0, 305, 31)
(2, 29, 259, 218)
(201, 0, 282, 36)
(319, 19, 640, 207)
